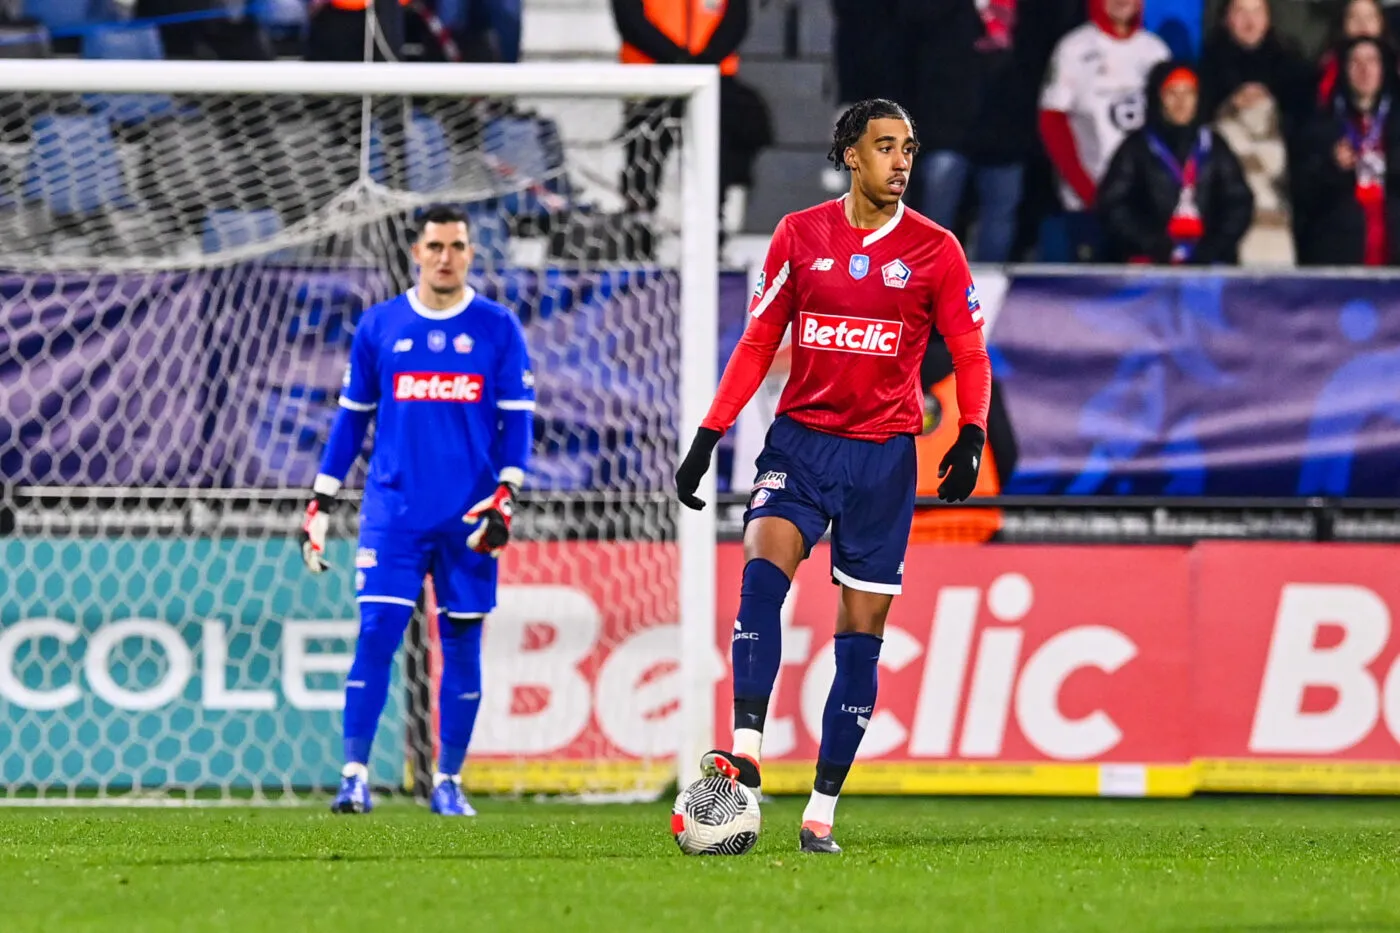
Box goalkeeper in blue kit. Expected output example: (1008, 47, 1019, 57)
(299, 206, 535, 817)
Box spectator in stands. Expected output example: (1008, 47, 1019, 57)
(307, 0, 405, 61)
(1294, 37, 1400, 265)
(1098, 61, 1254, 265)
(1038, 0, 1170, 260)
(913, 0, 1030, 263)
(132, 0, 272, 59)
(614, 0, 769, 229)
(1201, 0, 1309, 265)
(1316, 0, 1395, 106)
(1200, 0, 1313, 132)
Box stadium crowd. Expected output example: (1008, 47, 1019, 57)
(9, 0, 1400, 267)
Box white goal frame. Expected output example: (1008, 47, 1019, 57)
(0, 59, 718, 799)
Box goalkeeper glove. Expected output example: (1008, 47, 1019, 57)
(936, 424, 986, 503)
(675, 427, 722, 511)
(465, 482, 517, 557)
(300, 493, 335, 573)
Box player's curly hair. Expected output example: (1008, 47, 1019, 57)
(827, 99, 917, 171)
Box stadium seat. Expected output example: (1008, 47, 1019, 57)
(248, 0, 309, 30)
(370, 112, 453, 193)
(202, 209, 284, 254)
(483, 115, 570, 217)
(83, 26, 177, 126)
(22, 0, 96, 33)
(23, 114, 129, 216)
(466, 203, 509, 267)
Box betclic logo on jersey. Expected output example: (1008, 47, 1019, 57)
(392, 371, 485, 402)
(797, 312, 903, 356)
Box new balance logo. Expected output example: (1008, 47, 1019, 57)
(393, 338, 413, 352)
(393, 372, 484, 402)
(810, 258, 835, 271)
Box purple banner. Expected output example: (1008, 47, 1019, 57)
(2, 266, 736, 491)
(992, 274, 1400, 496)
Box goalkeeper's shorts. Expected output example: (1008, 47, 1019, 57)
(743, 415, 916, 596)
(353, 523, 497, 617)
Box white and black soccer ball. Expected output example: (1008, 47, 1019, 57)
(671, 775, 761, 856)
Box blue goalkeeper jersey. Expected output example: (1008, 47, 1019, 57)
(326, 287, 535, 533)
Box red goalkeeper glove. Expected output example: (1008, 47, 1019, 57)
(465, 483, 517, 557)
(299, 494, 334, 574)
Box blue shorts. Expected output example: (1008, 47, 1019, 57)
(355, 524, 498, 618)
(744, 415, 916, 594)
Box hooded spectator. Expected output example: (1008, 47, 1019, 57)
(1098, 61, 1254, 264)
(1294, 37, 1400, 265)
(1199, 0, 1314, 133)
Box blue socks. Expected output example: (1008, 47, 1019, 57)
(342, 601, 414, 765)
(815, 632, 882, 796)
(731, 558, 791, 732)
(437, 616, 484, 776)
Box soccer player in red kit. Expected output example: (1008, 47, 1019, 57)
(674, 99, 993, 854)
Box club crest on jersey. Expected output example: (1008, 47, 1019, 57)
(428, 330, 446, 352)
(849, 254, 870, 280)
(881, 259, 911, 289)
(453, 333, 473, 353)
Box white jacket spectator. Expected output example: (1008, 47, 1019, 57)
(1038, 0, 1170, 210)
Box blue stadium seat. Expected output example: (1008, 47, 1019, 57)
(202, 209, 285, 254)
(248, 0, 309, 30)
(24, 115, 129, 216)
(22, 0, 97, 33)
(466, 204, 509, 267)
(370, 112, 453, 193)
(483, 116, 570, 217)
(84, 23, 164, 60)
(83, 26, 176, 126)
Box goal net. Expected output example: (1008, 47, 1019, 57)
(0, 60, 718, 804)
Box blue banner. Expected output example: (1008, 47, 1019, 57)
(992, 274, 1400, 496)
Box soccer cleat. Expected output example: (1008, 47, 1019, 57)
(331, 773, 372, 814)
(799, 823, 842, 854)
(430, 777, 477, 817)
(700, 749, 761, 790)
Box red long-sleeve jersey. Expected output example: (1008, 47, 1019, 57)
(703, 197, 991, 441)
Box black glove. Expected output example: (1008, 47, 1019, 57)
(937, 424, 986, 503)
(675, 427, 722, 510)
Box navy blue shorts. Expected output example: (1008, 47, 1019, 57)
(744, 415, 916, 594)
(355, 524, 497, 618)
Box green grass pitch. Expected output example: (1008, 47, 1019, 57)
(2, 796, 1398, 932)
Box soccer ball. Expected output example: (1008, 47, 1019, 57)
(671, 775, 761, 856)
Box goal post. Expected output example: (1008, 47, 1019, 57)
(0, 59, 718, 803)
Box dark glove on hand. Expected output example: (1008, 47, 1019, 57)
(937, 424, 986, 503)
(675, 427, 722, 511)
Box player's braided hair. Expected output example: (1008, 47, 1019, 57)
(827, 99, 917, 172)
